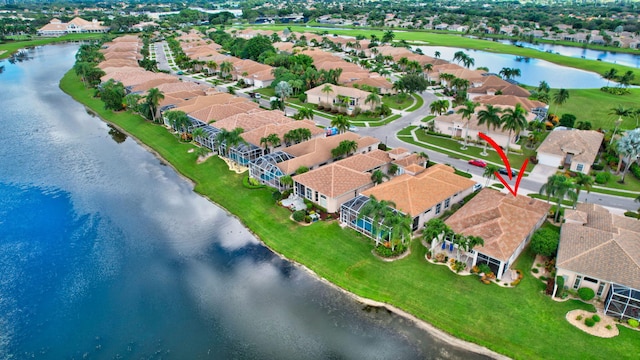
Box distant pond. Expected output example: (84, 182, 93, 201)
(414, 45, 611, 89)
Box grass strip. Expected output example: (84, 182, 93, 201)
(60, 70, 640, 359)
(406, 93, 425, 112)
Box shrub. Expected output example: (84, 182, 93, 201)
(304, 215, 312, 223)
(292, 210, 306, 222)
(592, 315, 601, 322)
(606, 325, 612, 330)
(530, 228, 560, 257)
(559, 113, 576, 128)
(591, 163, 604, 171)
(578, 287, 596, 301)
(631, 162, 640, 180)
(600, 86, 630, 95)
(532, 268, 539, 274)
(584, 318, 596, 327)
(576, 315, 583, 321)
(555, 276, 565, 298)
(510, 279, 521, 286)
(595, 171, 611, 184)
(374, 243, 406, 258)
(477, 263, 492, 275)
(624, 211, 640, 219)
(377, 143, 388, 151)
(628, 318, 639, 328)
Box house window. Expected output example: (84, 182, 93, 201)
(319, 195, 327, 207)
(584, 276, 598, 284)
(573, 275, 582, 290)
(444, 198, 450, 209)
(306, 188, 313, 200)
(576, 163, 584, 172)
(350, 98, 355, 106)
(597, 282, 606, 297)
(435, 203, 441, 215)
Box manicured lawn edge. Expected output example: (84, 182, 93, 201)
(0, 33, 104, 59)
(406, 93, 425, 112)
(60, 70, 640, 360)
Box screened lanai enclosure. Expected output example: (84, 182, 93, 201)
(225, 143, 263, 166)
(340, 195, 391, 244)
(197, 125, 220, 151)
(249, 151, 295, 190)
(604, 283, 640, 321)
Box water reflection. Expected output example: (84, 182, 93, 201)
(107, 124, 127, 144)
(7, 48, 34, 64)
(0, 43, 494, 360)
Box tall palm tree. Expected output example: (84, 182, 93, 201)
(573, 173, 594, 200)
(215, 127, 245, 157)
(164, 110, 190, 136)
(296, 107, 314, 121)
(191, 127, 205, 145)
(461, 55, 475, 69)
(483, 164, 499, 186)
(331, 115, 350, 134)
(219, 61, 233, 78)
(279, 175, 293, 190)
(537, 80, 550, 94)
(456, 101, 479, 150)
(500, 103, 528, 156)
(539, 174, 568, 203)
(385, 212, 413, 251)
(617, 128, 640, 183)
(364, 92, 381, 110)
(321, 84, 334, 106)
(275, 81, 293, 102)
(434, 51, 441, 59)
(603, 68, 618, 87)
(551, 89, 570, 115)
(359, 195, 396, 245)
(476, 105, 503, 156)
(145, 87, 164, 123)
(423, 63, 433, 80)
(430, 99, 449, 116)
(539, 174, 577, 222)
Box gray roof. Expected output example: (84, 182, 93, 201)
(557, 203, 640, 289)
(537, 129, 603, 164)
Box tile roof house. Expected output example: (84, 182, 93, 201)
(38, 17, 109, 36)
(305, 83, 375, 114)
(557, 203, 640, 321)
(536, 129, 604, 174)
(437, 189, 550, 280)
(341, 164, 475, 238)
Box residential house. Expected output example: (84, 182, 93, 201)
(536, 129, 604, 174)
(38, 17, 109, 36)
(340, 164, 475, 237)
(434, 189, 550, 280)
(305, 83, 375, 114)
(557, 203, 640, 321)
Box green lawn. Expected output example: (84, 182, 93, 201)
(421, 115, 436, 122)
(550, 88, 640, 131)
(406, 93, 425, 112)
(61, 71, 640, 359)
(382, 93, 413, 110)
(0, 33, 105, 59)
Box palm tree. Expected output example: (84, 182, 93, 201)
(385, 212, 413, 251)
(191, 127, 205, 145)
(364, 92, 381, 109)
(145, 87, 164, 123)
(219, 61, 233, 78)
(206, 61, 218, 76)
(619, 71, 635, 88)
(340, 140, 358, 157)
(539, 175, 577, 222)
(551, 89, 570, 115)
(417, 151, 429, 167)
(430, 99, 449, 116)
(456, 101, 479, 150)
(296, 107, 314, 121)
(617, 128, 640, 183)
(359, 195, 396, 245)
(387, 163, 399, 176)
(537, 80, 550, 94)
(483, 164, 499, 186)
(279, 175, 293, 190)
(603, 68, 617, 87)
(382, 30, 395, 44)
(164, 110, 190, 137)
(573, 173, 594, 199)
(539, 174, 567, 203)
(215, 127, 245, 157)
(453, 51, 466, 64)
(371, 169, 388, 185)
(500, 103, 528, 156)
(275, 81, 293, 102)
(423, 63, 433, 80)
(321, 84, 334, 106)
(434, 51, 441, 59)
(331, 115, 350, 134)
(461, 55, 475, 69)
(476, 105, 503, 156)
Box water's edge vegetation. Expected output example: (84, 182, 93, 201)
(60, 70, 640, 360)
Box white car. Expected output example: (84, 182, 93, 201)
(348, 126, 359, 132)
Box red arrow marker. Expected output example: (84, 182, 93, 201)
(478, 132, 527, 197)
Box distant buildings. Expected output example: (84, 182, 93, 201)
(37, 17, 109, 37)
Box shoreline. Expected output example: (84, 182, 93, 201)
(84, 105, 509, 360)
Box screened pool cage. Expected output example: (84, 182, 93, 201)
(340, 195, 392, 244)
(605, 283, 640, 321)
(249, 151, 295, 190)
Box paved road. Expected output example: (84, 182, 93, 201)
(152, 43, 638, 212)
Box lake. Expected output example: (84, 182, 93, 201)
(0, 44, 492, 359)
(414, 45, 611, 88)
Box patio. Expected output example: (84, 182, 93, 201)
(281, 193, 307, 211)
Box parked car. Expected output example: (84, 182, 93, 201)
(348, 125, 359, 132)
(498, 168, 517, 177)
(468, 159, 487, 168)
(473, 183, 483, 192)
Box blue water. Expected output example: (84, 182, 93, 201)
(0, 45, 490, 359)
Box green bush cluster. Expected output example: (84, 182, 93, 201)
(555, 276, 565, 298)
(591, 163, 604, 171)
(630, 163, 640, 180)
(595, 171, 611, 184)
(624, 211, 640, 219)
(578, 287, 596, 301)
(592, 315, 601, 322)
(374, 244, 407, 258)
(584, 318, 596, 327)
(628, 318, 639, 328)
(600, 86, 631, 95)
(292, 210, 306, 222)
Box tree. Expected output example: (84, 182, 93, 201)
(539, 175, 577, 222)
(296, 107, 314, 121)
(215, 127, 245, 156)
(398, 74, 428, 93)
(145, 87, 165, 123)
(385, 212, 413, 251)
(429, 99, 449, 116)
(371, 169, 388, 184)
(331, 140, 358, 159)
(456, 101, 479, 150)
(483, 164, 499, 186)
(331, 115, 350, 134)
(618, 71, 635, 88)
(242, 35, 275, 61)
(551, 89, 570, 115)
(617, 128, 640, 183)
(260, 133, 281, 152)
(192, 128, 205, 145)
(537, 81, 550, 94)
(530, 228, 560, 257)
(434, 51, 441, 59)
(500, 103, 528, 156)
(559, 114, 576, 128)
(321, 84, 334, 106)
(422, 218, 451, 244)
(359, 195, 396, 245)
(603, 68, 618, 87)
(279, 175, 293, 189)
(275, 81, 293, 102)
(219, 61, 233, 78)
(573, 173, 594, 199)
(100, 79, 126, 111)
(382, 30, 395, 44)
(364, 92, 381, 109)
(476, 104, 503, 156)
(164, 110, 190, 136)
